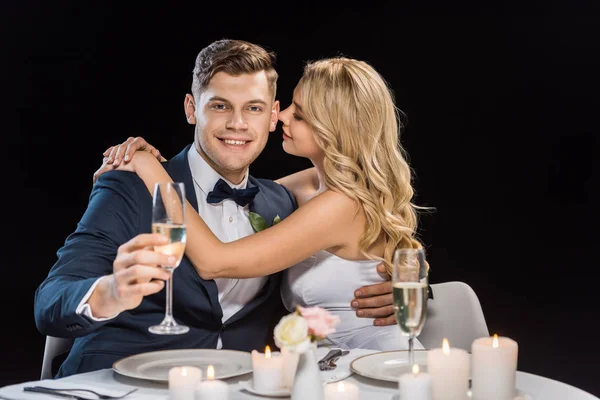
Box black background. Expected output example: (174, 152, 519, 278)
(3, 0, 599, 396)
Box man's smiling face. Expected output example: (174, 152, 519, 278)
(188, 71, 279, 183)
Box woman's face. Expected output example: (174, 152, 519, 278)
(278, 87, 324, 161)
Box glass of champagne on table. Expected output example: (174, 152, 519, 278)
(149, 182, 189, 335)
(392, 247, 428, 367)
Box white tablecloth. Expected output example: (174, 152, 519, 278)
(1, 349, 598, 400)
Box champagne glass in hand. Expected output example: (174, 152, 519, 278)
(149, 182, 189, 335)
(392, 248, 428, 367)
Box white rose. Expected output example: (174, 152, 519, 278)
(274, 313, 309, 350)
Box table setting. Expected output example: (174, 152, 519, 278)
(2, 340, 598, 400)
(3, 240, 598, 399)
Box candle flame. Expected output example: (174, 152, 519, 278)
(442, 338, 450, 355)
(207, 365, 215, 380)
(265, 345, 271, 358)
(412, 364, 420, 375)
(181, 367, 187, 376)
(337, 382, 345, 392)
(492, 334, 499, 348)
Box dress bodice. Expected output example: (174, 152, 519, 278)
(281, 251, 423, 351)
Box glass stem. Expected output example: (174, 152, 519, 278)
(408, 336, 414, 366)
(165, 271, 173, 320)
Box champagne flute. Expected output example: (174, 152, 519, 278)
(149, 182, 189, 335)
(392, 247, 428, 367)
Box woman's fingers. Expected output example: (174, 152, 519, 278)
(124, 137, 160, 163)
(106, 146, 118, 164)
(103, 137, 162, 170)
(103, 146, 115, 158)
(92, 157, 113, 184)
(112, 137, 135, 167)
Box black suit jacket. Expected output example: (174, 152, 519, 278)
(34, 144, 297, 378)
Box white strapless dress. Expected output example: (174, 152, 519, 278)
(281, 250, 424, 351)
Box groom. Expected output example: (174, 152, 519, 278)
(34, 39, 395, 379)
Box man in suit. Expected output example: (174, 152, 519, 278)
(34, 39, 395, 378)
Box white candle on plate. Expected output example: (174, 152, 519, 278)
(251, 345, 284, 392)
(324, 381, 359, 400)
(281, 346, 299, 389)
(398, 364, 432, 400)
(195, 365, 228, 399)
(427, 338, 470, 400)
(168, 366, 202, 400)
(471, 334, 518, 400)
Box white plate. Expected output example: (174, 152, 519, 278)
(392, 391, 531, 400)
(350, 349, 433, 382)
(112, 349, 252, 382)
(239, 379, 290, 398)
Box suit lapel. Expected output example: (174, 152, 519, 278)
(248, 176, 278, 226)
(164, 144, 198, 211)
(165, 145, 222, 322)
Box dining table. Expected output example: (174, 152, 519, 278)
(1, 348, 598, 400)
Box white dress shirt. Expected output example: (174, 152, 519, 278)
(77, 146, 267, 348)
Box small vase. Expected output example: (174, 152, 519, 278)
(291, 343, 324, 400)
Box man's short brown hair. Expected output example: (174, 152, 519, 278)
(192, 39, 278, 100)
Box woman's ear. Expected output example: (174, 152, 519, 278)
(184, 94, 197, 124)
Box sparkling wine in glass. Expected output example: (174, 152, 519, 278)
(149, 182, 189, 335)
(392, 247, 428, 367)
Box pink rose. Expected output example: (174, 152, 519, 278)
(298, 306, 341, 339)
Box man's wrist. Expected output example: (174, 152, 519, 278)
(87, 276, 123, 318)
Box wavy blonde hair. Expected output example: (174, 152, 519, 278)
(297, 57, 425, 275)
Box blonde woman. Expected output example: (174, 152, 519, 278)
(98, 57, 427, 350)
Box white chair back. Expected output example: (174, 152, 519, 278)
(418, 281, 489, 351)
(41, 336, 74, 379)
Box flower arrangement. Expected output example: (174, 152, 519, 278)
(274, 306, 341, 353)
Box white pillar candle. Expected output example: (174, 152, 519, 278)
(427, 338, 470, 400)
(281, 346, 299, 389)
(195, 365, 228, 400)
(471, 334, 518, 400)
(399, 364, 432, 400)
(251, 346, 284, 392)
(168, 366, 202, 400)
(324, 381, 359, 400)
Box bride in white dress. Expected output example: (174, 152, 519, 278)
(281, 251, 421, 350)
(98, 56, 426, 351)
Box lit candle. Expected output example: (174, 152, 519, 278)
(281, 346, 299, 389)
(251, 345, 284, 392)
(324, 381, 359, 400)
(398, 364, 432, 400)
(427, 338, 470, 400)
(195, 365, 228, 400)
(471, 334, 518, 400)
(168, 366, 202, 400)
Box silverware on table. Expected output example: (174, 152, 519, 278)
(24, 387, 78, 399)
(24, 386, 138, 399)
(317, 349, 343, 368)
(319, 350, 350, 371)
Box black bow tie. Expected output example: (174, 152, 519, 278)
(206, 178, 260, 207)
